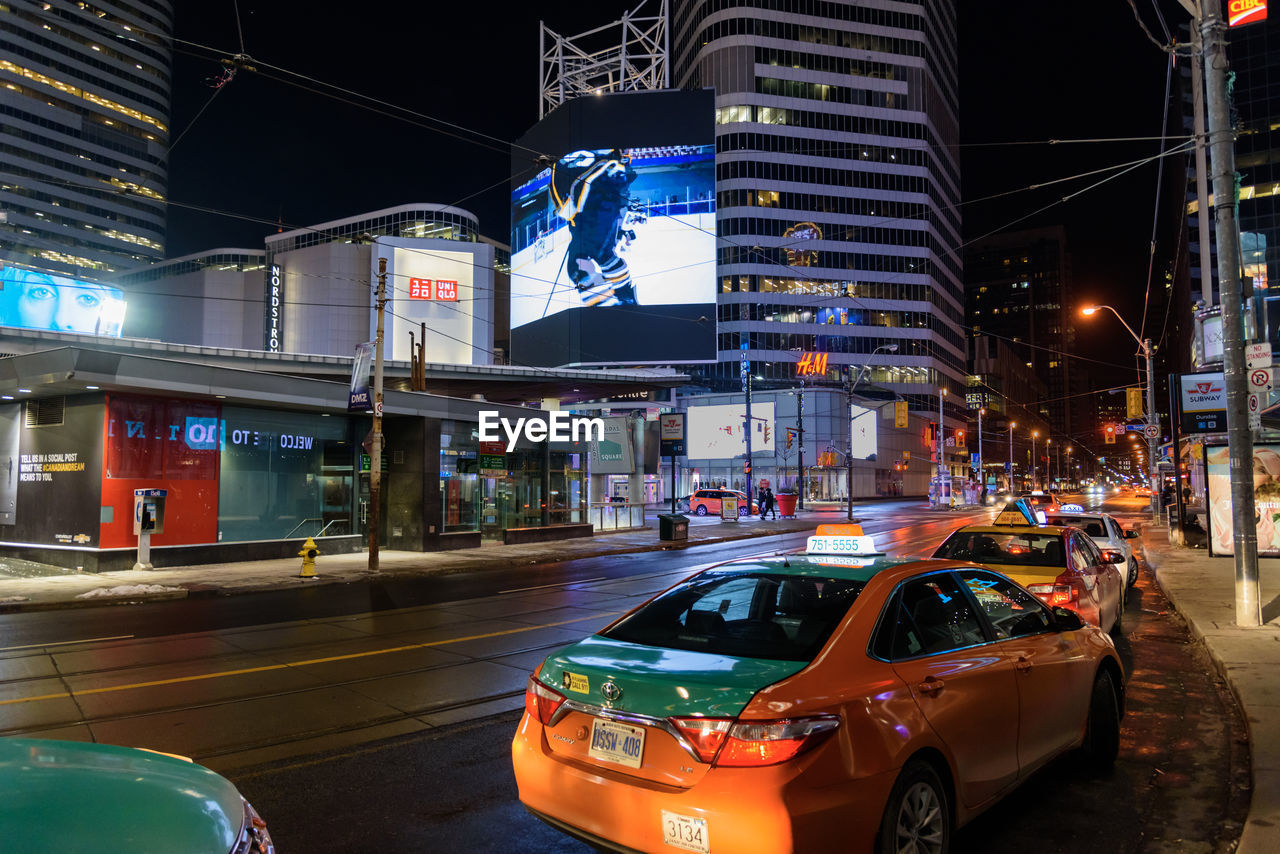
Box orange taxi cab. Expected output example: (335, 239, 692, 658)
(512, 524, 1124, 853)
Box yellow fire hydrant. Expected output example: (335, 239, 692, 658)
(298, 537, 319, 579)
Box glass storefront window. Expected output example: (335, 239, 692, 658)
(217, 407, 354, 542)
(548, 451, 585, 524)
(440, 421, 479, 533)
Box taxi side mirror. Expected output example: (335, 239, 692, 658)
(1125, 530, 1140, 539)
(1051, 606, 1085, 631)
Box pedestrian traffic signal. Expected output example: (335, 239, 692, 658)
(1105, 424, 1116, 444)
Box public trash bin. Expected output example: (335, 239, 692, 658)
(775, 493, 798, 518)
(659, 514, 689, 541)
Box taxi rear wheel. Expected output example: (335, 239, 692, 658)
(694, 505, 707, 516)
(1127, 558, 1139, 588)
(876, 759, 950, 854)
(1081, 669, 1121, 771)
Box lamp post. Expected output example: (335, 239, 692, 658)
(936, 387, 948, 507)
(1081, 305, 1159, 518)
(976, 407, 984, 490)
(1045, 437, 1052, 490)
(1029, 430, 1039, 491)
(1008, 420, 1017, 491)
(848, 344, 898, 520)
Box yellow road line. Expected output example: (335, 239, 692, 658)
(0, 611, 619, 708)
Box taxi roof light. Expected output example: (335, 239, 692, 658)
(814, 524, 864, 537)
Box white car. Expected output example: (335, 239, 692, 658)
(1044, 504, 1141, 588)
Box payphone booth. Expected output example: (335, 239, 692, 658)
(132, 488, 167, 570)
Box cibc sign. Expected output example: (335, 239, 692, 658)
(1229, 0, 1267, 27)
(266, 263, 283, 352)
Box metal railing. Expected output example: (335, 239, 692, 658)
(588, 502, 647, 531)
(285, 517, 350, 539)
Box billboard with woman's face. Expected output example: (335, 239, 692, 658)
(0, 267, 127, 336)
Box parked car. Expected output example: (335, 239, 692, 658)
(513, 526, 1125, 854)
(1044, 505, 1142, 588)
(0, 737, 274, 853)
(688, 488, 758, 516)
(933, 513, 1125, 635)
(1017, 490, 1062, 515)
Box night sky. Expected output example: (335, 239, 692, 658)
(165, 2, 1194, 374)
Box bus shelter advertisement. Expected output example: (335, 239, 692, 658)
(1205, 443, 1280, 556)
(509, 90, 717, 367)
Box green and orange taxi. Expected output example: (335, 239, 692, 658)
(0, 737, 274, 853)
(932, 499, 1126, 635)
(512, 524, 1124, 854)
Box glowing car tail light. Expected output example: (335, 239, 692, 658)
(524, 675, 566, 725)
(671, 716, 841, 767)
(670, 718, 732, 763)
(1027, 575, 1081, 606)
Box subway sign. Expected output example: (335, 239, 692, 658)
(1229, 0, 1267, 26)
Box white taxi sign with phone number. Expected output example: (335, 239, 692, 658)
(806, 534, 882, 556)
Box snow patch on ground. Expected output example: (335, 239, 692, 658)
(76, 584, 184, 599)
(0, 595, 29, 604)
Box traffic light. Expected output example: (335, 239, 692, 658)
(1105, 424, 1116, 444)
(955, 429, 965, 447)
(785, 428, 795, 451)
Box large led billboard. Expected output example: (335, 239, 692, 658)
(0, 266, 126, 336)
(687, 403, 775, 458)
(510, 89, 717, 367)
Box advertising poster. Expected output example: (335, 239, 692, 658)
(850, 405, 877, 460)
(0, 403, 18, 525)
(589, 416, 634, 474)
(510, 89, 717, 366)
(0, 266, 127, 336)
(687, 403, 776, 458)
(348, 341, 374, 412)
(1205, 443, 1280, 556)
(14, 396, 104, 546)
(381, 244, 487, 364)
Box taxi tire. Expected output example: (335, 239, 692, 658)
(694, 505, 707, 516)
(1081, 669, 1121, 772)
(1110, 596, 1123, 637)
(876, 759, 951, 854)
(1127, 558, 1139, 589)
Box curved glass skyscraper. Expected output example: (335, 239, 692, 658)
(1, 1, 172, 278)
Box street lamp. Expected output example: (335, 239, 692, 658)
(848, 343, 899, 520)
(1081, 304, 1159, 518)
(1031, 430, 1039, 491)
(936, 386, 948, 507)
(977, 407, 985, 493)
(1045, 437, 1052, 490)
(1008, 420, 1017, 491)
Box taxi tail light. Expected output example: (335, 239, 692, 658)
(1102, 548, 1124, 563)
(1026, 572, 1083, 606)
(524, 675, 566, 725)
(671, 716, 841, 767)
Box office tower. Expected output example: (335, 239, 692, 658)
(1, 1, 172, 278)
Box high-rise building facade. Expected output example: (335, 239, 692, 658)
(1, 1, 172, 278)
(670, 0, 964, 414)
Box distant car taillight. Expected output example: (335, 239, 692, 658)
(524, 675, 566, 725)
(670, 716, 840, 767)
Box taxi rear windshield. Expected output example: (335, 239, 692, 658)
(935, 531, 1067, 568)
(1044, 515, 1107, 537)
(600, 570, 864, 661)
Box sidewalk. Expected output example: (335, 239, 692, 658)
(2, 507, 1276, 853)
(0, 510, 829, 611)
(1141, 522, 1280, 854)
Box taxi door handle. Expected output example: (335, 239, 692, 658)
(917, 676, 944, 695)
(1015, 657, 1032, 673)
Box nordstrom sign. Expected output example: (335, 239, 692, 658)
(478, 411, 605, 452)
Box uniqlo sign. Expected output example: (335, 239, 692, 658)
(408, 278, 459, 301)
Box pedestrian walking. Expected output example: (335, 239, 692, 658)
(763, 487, 777, 520)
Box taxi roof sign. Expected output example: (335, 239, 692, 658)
(814, 523, 864, 537)
(806, 530, 882, 557)
(993, 497, 1041, 527)
(1060, 503, 1084, 512)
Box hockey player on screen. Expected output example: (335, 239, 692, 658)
(550, 148, 642, 307)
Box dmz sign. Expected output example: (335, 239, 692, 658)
(266, 263, 283, 352)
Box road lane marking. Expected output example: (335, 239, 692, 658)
(0, 611, 622, 708)
(500, 577, 607, 594)
(0, 635, 135, 653)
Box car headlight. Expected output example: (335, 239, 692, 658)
(234, 800, 274, 854)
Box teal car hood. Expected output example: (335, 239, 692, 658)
(538, 634, 810, 719)
(0, 738, 243, 854)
